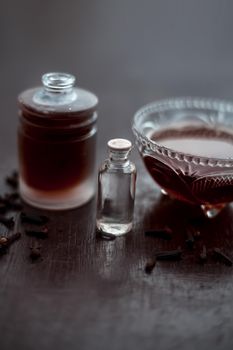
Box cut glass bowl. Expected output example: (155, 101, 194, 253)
(132, 98, 233, 218)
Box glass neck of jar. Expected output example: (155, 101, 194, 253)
(33, 72, 78, 106)
(109, 150, 130, 167)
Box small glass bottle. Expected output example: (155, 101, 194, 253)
(18, 72, 98, 210)
(96, 139, 136, 236)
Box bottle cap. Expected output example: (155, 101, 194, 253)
(107, 139, 132, 151)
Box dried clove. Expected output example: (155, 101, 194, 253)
(0, 236, 8, 253)
(145, 258, 156, 274)
(4, 193, 22, 207)
(25, 226, 48, 239)
(4, 192, 20, 201)
(20, 212, 49, 225)
(0, 202, 7, 213)
(185, 227, 195, 249)
(29, 245, 42, 261)
(5, 171, 19, 189)
(9, 201, 23, 211)
(155, 248, 182, 261)
(145, 227, 172, 240)
(0, 215, 15, 229)
(213, 248, 233, 267)
(199, 245, 207, 264)
(193, 229, 201, 240)
(0, 193, 22, 213)
(0, 237, 8, 245)
(0, 232, 21, 254)
(6, 232, 21, 244)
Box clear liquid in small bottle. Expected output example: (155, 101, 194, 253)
(96, 139, 136, 236)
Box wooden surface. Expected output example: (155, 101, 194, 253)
(1, 1, 233, 349)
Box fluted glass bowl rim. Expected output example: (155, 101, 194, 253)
(132, 97, 233, 168)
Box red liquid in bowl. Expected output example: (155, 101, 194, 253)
(144, 127, 233, 205)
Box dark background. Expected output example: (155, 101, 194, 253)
(1, 1, 233, 350)
(2, 0, 233, 157)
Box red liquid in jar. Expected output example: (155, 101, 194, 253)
(144, 127, 233, 205)
(18, 108, 96, 191)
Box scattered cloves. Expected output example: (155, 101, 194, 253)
(0, 202, 7, 213)
(193, 228, 201, 240)
(29, 245, 42, 261)
(4, 193, 22, 210)
(185, 227, 195, 249)
(5, 192, 20, 201)
(6, 232, 21, 244)
(155, 248, 182, 261)
(0, 215, 15, 229)
(9, 202, 23, 211)
(145, 227, 172, 240)
(5, 171, 18, 189)
(145, 258, 156, 274)
(0, 232, 21, 254)
(25, 226, 49, 239)
(0, 192, 22, 213)
(199, 245, 207, 264)
(213, 248, 233, 267)
(20, 212, 49, 225)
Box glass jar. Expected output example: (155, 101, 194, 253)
(18, 72, 98, 210)
(96, 139, 136, 236)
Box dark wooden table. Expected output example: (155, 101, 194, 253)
(1, 1, 233, 349)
